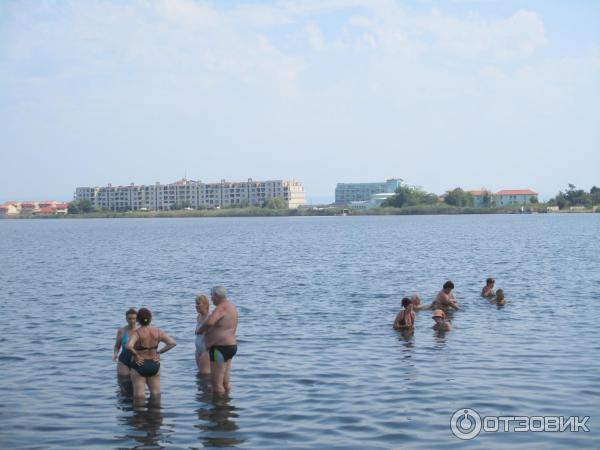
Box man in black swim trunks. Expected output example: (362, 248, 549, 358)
(197, 285, 238, 395)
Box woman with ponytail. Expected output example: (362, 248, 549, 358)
(125, 308, 176, 399)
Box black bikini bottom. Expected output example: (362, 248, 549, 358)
(132, 359, 160, 377)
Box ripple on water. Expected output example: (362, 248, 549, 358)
(0, 215, 599, 449)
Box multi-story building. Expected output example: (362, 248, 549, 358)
(494, 189, 538, 206)
(335, 178, 403, 204)
(74, 178, 305, 211)
(467, 189, 538, 207)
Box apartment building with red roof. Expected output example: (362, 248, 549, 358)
(466, 189, 538, 208)
(494, 189, 538, 206)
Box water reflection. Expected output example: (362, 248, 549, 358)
(433, 329, 449, 345)
(194, 374, 245, 448)
(116, 374, 133, 402)
(116, 375, 168, 449)
(396, 328, 415, 344)
(128, 397, 165, 448)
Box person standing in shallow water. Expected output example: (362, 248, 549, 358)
(481, 278, 495, 298)
(197, 285, 238, 395)
(410, 294, 431, 311)
(113, 308, 137, 377)
(393, 297, 415, 330)
(195, 295, 211, 375)
(431, 281, 459, 310)
(126, 308, 176, 400)
(432, 309, 451, 331)
(490, 289, 506, 306)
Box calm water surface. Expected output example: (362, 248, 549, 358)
(0, 215, 599, 449)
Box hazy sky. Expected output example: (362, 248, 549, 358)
(1, 0, 599, 203)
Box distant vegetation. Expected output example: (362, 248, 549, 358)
(264, 197, 287, 209)
(547, 184, 600, 209)
(443, 188, 474, 207)
(67, 200, 94, 214)
(54, 206, 341, 219)
(382, 185, 438, 208)
(12, 187, 599, 220)
(65, 196, 290, 215)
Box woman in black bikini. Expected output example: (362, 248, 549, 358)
(393, 297, 415, 330)
(126, 308, 176, 400)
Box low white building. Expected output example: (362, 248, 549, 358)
(349, 192, 396, 210)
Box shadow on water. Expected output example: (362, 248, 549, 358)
(396, 328, 415, 345)
(116, 376, 168, 449)
(432, 329, 449, 346)
(116, 375, 134, 403)
(194, 374, 245, 448)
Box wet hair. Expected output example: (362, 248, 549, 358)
(496, 289, 504, 298)
(443, 281, 454, 290)
(486, 278, 494, 284)
(125, 308, 137, 317)
(137, 308, 152, 326)
(211, 285, 227, 300)
(401, 297, 412, 308)
(195, 294, 209, 308)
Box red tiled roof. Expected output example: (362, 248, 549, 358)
(21, 202, 35, 207)
(495, 189, 538, 196)
(55, 203, 69, 209)
(467, 190, 483, 196)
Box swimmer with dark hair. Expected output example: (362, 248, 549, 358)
(393, 297, 415, 330)
(490, 289, 506, 306)
(431, 281, 459, 310)
(481, 278, 495, 298)
(113, 308, 137, 377)
(126, 307, 177, 400)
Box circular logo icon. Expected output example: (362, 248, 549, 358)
(450, 408, 482, 440)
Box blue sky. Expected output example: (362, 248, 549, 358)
(1, 0, 598, 203)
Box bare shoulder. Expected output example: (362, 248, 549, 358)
(224, 300, 237, 313)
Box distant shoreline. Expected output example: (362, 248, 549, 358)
(1, 205, 598, 219)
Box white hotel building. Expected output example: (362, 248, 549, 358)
(74, 178, 305, 211)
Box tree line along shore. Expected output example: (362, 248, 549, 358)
(3, 203, 598, 219)
(2, 184, 598, 219)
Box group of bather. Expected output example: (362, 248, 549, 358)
(112, 285, 238, 400)
(393, 278, 505, 332)
(112, 280, 502, 400)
